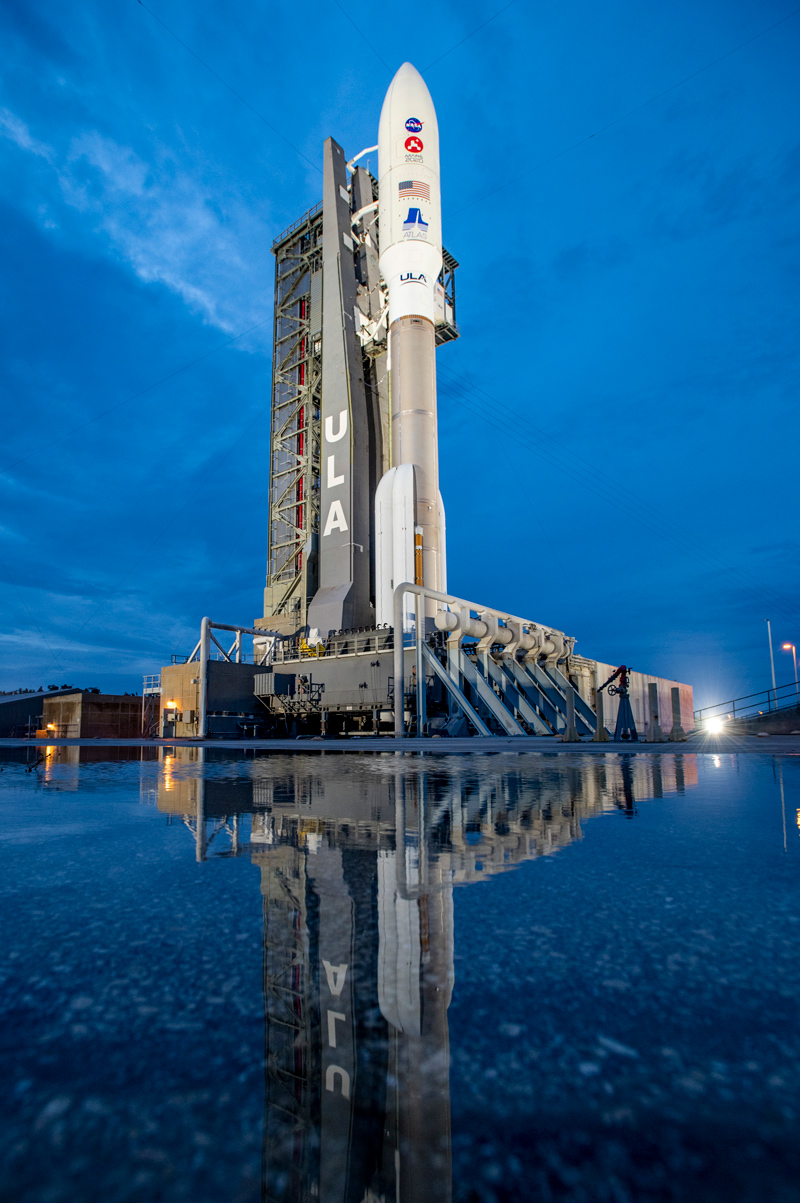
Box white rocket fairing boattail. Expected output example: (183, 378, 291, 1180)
(375, 63, 446, 628)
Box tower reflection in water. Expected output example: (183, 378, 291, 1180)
(153, 751, 697, 1203)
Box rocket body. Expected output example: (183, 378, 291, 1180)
(376, 63, 446, 624)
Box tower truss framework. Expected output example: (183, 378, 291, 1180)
(264, 204, 323, 633)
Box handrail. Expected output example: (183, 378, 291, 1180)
(272, 201, 323, 248)
(694, 678, 800, 720)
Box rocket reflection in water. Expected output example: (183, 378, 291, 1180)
(153, 752, 698, 1201)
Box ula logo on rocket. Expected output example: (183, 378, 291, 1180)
(405, 117, 423, 132)
(400, 272, 427, 284)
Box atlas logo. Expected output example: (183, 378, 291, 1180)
(400, 272, 427, 284)
(405, 117, 423, 133)
(402, 207, 429, 238)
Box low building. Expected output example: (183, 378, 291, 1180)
(0, 688, 78, 738)
(36, 692, 142, 739)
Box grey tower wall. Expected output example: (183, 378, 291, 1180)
(352, 165, 391, 603)
(307, 139, 374, 638)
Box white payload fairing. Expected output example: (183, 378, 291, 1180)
(375, 63, 446, 627)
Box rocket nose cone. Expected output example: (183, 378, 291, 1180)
(384, 61, 429, 103)
(394, 61, 423, 83)
(379, 57, 439, 185)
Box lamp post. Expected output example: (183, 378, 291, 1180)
(767, 620, 778, 710)
(782, 643, 798, 709)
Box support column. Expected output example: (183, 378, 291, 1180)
(646, 682, 665, 742)
(668, 686, 687, 741)
(394, 585, 408, 739)
(197, 616, 210, 739)
(593, 678, 609, 742)
(562, 684, 580, 742)
(415, 592, 426, 735)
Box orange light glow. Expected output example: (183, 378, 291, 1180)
(783, 643, 793, 650)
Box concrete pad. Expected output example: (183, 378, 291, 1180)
(2, 735, 800, 755)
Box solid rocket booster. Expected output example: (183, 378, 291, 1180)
(375, 63, 446, 625)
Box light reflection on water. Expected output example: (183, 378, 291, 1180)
(1, 748, 798, 1202)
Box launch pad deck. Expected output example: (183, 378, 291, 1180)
(3, 734, 798, 755)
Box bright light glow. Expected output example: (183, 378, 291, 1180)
(46, 723, 55, 730)
(783, 643, 793, 650)
(706, 717, 724, 734)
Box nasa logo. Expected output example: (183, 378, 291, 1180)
(404, 136, 423, 154)
(405, 117, 423, 133)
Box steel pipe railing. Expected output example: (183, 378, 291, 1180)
(391, 582, 571, 739)
(196, 619, 279, 739)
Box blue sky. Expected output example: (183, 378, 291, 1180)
(1, 0, 798, 708)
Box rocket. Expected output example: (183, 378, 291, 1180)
(375, 63, 446, 627)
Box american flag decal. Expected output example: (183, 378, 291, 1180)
(398, 180, 430, 200)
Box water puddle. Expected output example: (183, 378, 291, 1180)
(1, 749, 798, 1200)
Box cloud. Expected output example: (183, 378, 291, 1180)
(1, 108, 273, 333)
(0, 107, 54, 161)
